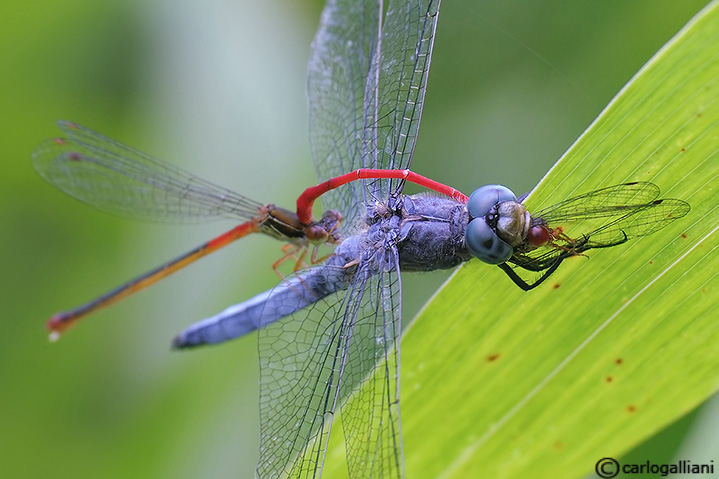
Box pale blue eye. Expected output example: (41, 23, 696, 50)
(467, 185, 516, 218)
(466, 217, 513, 264)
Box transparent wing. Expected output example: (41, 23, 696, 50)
(530, 182, 690, 252)
(369, 0, 441, 199)
(507, 190, 690, 284)
(256, 248, 402, 479)
(32, 121, 264, 222)
(256, 267, 353, 479)
(531, 182, 661, 224)
(308, 0, 442, 228)
(339, 249, 403, 479)
(581, 197, 691, 248)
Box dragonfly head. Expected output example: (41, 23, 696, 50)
(465, 185, 552, 265)
(466, 184, 534, 264)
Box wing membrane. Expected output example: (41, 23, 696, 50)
(307, 0, 442, 228)
(308, 0, 380, 226)
(340, 251, 403, 479)
(256, 248, 402, 479)
(257, 270, 351, 479)
(507, 188, 690, 286)
(532, 182, 661, 224)
(33, 121, 263, 222)
(368, 0, 441, 199)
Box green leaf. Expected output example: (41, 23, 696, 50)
(325, 0, 719, 477)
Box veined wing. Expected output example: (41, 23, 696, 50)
(307, 0, 442, 229)
(531, 182, 661, 224)
(368, 0, 441, 200)
(339, 248, 403, 479)
(529, 182, 690, 253)
(580, 197, 691, 249)
(507, 185, 690, 285)
(256, 244, 403, 479)
(32, 121, 264, 222)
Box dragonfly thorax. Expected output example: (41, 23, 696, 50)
(391, 195, 472, 272)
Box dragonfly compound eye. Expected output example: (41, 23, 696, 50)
(466, 217, 513, 264)
(467, 184, 517, 218)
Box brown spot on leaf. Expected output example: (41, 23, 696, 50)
(487, 353, 501, 362)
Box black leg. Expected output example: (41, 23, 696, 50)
(498, 258, 565, 291)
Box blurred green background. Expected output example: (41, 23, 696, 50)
(1, 0, 712, 478)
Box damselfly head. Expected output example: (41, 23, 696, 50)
(309, 209, 343, 245)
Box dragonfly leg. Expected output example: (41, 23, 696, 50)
(546, 229, 594, 258)
(280, 242, 300, 257)
(500, 227, 630, 290)
(272, 244, 309, 279)
(498, 259, 566, 291)
(577, 231, 629, 252)
(309, 244, 336, 265)
(269, 245, 319, 301)
(292, 246, 309, 272)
